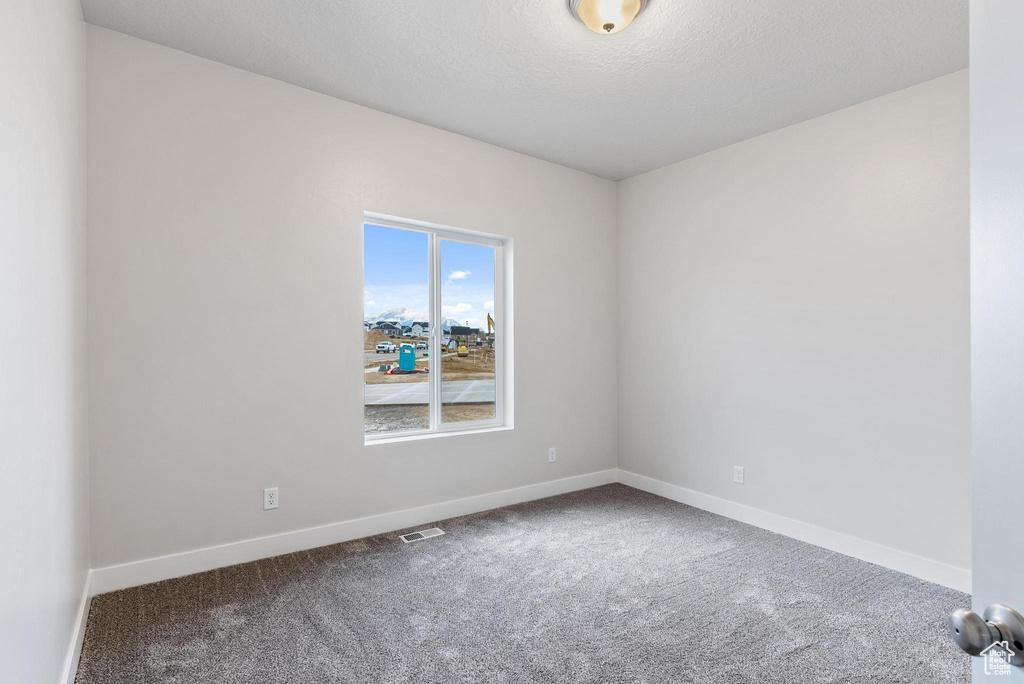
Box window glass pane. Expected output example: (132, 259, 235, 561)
(363, 224, 430, 435)
(440, 239, 496, 424)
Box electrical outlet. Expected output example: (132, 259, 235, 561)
(264, 487, 279, 510)
(733, 466, 744, 485)
(548, 447, 557, 463)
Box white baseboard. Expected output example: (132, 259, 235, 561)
(90, 469, 617, 596)
(616, 469, 971, 593)
(61, 570, 92, 684)
(87, 467, 968, 598)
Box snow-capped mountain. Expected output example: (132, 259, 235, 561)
(365, 308, 427, 326)
(365, 308, 460, 330)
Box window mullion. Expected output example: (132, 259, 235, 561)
(494, 243, 503, 426)
(429, 232, 442, 431)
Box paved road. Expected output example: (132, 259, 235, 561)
(364, 347, 428, 364)
(364, 379, 495, 405)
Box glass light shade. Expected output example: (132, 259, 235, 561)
(572, 0, 646, 34)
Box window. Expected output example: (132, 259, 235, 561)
(363, 213, 507, 440)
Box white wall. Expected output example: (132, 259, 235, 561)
(85, 23, 971, 589)
(0, 1, 90, 682)
(970, 3, 1024, 681)
(616, 72, 970, 572)
(86, 26, 617, 569)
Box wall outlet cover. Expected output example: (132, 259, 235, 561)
(733, 467, 744, 484)
(264, 487, 279, 510)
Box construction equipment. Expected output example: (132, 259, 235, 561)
(457, 345, 469, 358)
(487, 312, 495, 335)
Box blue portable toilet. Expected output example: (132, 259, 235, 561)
(399, 344, 416, 372)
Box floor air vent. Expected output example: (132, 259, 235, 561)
(399, 527, 445, 543)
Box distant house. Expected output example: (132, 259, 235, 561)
(450, 326, 482, 344)
(363, 321, 371, 331)
(402, 326, 413, 336)
(411, 321, 429, 337)
(377, 322, 401, 336)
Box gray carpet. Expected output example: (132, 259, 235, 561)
(76, 484, 970, 683)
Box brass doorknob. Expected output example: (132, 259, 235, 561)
(948, 604, 1024, 667)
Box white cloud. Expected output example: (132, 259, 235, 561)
(484, 300, 494, 311)
(447, 270, 471, 283)
(442, 302, 473, 315)
(361, 283, 428, 315)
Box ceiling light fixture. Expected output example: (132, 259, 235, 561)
(567, 0, 648, 35)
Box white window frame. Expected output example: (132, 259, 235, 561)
(364, 212, 508, 443)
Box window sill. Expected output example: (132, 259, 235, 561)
(364, 425, 512, 446)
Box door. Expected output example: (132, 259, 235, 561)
(968, 1, 1024, 681)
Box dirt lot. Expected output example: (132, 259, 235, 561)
(441, 403, 495, 424)
(441, 348, 494, 380)
(364, 357, 430, 383)
(362, 344, 497, 434)
(364, 404, 496, 435)
(364, 348, 494, 384)
(364, 330, 393, 349)
(364, 405, 429, 434)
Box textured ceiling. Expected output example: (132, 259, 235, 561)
(80, 0, 967, 180)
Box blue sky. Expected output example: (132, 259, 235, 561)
(364, 224, 495, 328)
